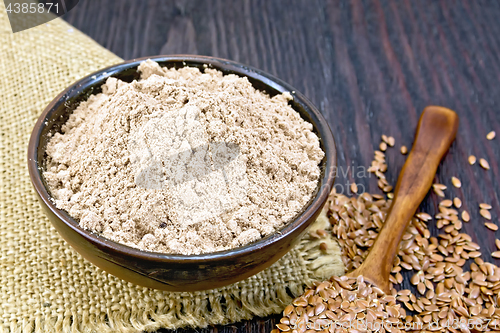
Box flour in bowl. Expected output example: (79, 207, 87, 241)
(43, 60, 324, 255)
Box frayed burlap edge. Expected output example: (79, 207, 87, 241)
(0, 212, 343, 333)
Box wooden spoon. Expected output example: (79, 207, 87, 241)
(346, 105, 459, 293)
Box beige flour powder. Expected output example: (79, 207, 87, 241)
(43, 60, 324, 255)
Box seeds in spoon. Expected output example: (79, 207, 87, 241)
(383, 185, 393, 193)
(416, 212, 432, 221)
(316, 229, 328, 238)
(433, 183, 447, 190)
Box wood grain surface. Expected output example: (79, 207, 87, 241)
(63, 1, 500, 332)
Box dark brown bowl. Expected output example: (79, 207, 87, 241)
(28, 55, 336, 291)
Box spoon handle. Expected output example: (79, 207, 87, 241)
(348, 106, 459, 293)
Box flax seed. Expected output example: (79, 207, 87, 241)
(416, 212, 433, 221)
(383, 185, 393, 193)
(469, 251, 482, 258)
(319, 242, 328, 252)
(485, 222, 498, 231)
(480, 209, 492, 220)
(451, 176, 461, 188)
(480, 203, 492, 210)
(479, 158, 490, 170)
(468, 155, 477, 165)
(487, 131, 496, 140)
(462, 210, 470, 222)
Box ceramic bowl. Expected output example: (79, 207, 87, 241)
(28, 55, 336, 291)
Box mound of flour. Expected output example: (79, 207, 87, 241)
(44, 60, 324, 255)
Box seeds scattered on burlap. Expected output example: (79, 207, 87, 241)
(451, 176, 461, 188)
(279, 134, 500, 332)
(480, 158, 490, 170)
(487, 131, 496, 140)
(400, 145, 408, 155)
(469, 155, 477, 165)
(309, 231, 321, 240)
(433, 188, 444, 198)
(481, 209, 492, 220)
(316, 229, 328, 238)
(44, 60, 324, 255)
(485, 222, 498, 231)
(416, 212, 432, 221)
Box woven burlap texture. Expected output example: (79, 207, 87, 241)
(0, 5, 344, 333)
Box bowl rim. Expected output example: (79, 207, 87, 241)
(27, 54, 336, 263)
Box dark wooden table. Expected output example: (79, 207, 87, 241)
(63, 1, 500, 332)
